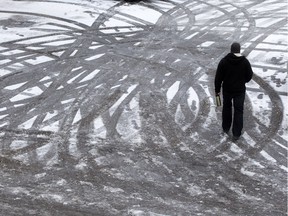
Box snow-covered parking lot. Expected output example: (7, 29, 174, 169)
(0, 0, 287, 215)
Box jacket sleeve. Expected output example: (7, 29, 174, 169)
(245, 59, 253, 83)
(214, 59, 224, 93)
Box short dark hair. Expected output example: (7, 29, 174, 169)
(231, 42, 241, 53)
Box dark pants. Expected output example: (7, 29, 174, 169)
(222, 92, 245, 137)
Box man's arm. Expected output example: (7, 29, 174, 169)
(245, 59, 253, 83)
(214, 60, 224, 94)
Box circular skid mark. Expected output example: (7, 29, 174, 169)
(0, 0, 287, 215)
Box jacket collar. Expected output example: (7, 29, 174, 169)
(233, 53, 242, 57)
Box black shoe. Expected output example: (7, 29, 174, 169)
(223, 129, 229, 134)
(232, 136, 240, 141)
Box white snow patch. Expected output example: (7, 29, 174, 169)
(280, 165, 288, 172)
(68, 128, 81, 158)
(57, 85, 64, 90)
(175, 104, 190, 130)
(104, 186, 124, 193)
(9, 187, 31, 196)
(116, 96, 142, 142)
(255, 18, 284, 28)
(95, 156, 109, 166)
(42, 39, 76, 47)
(0, 69, 13, 77)
(76, 83, 88, 89)
(41, 194, 63, 203)
(279, 95, 288, 137)
(89, 45, 104, 50)
(185, 32, 199, 40)
(61, 98, 75, 104)
(85, 53, 105, 61)
(0, 114, 8, 120)
(115, 5, 161, 24)
(166, 81, 180, 104)
(101, 18, 132, 30)
(36, 142, 54, 160)
(249, 159, 265, 168)
(245, 87, 271, 127)
(56, 179, 67, 186)
(72, 66, 83, 72)
(25, 56, 53, 65)
(165, 72, 171, 76)
(109, 84, 138, 116)
(260, 150, 277, 163)
(10, 86, 43, 102)
(14, 104, 24, 108)
(200, 41, 215, 47)
(0, 122, 8, 127)
(119, 74, 128, 81)
(10, 140, 28, 150)
(69, 50, 78, 57)
(35, 172, 46, 179)
(242, 132, 256, 147)
(43, 111, 58, 122)
(201, 83, 218, 126)
(94, 116, 104, 130)
(12, 153, 30, 165)
(1, 49, 24, 56)
(4, 82, 27, 90)
(187, 184, 203, 196)
(67, 71, 85, 84)
(40, 76, 51, 82)
(127, 209, 146, 216)
(111, 84, 121, 89)
(178, 142, 195, 154)
(93, 116, 106, 139)
(273, 139, 288, 150)
(199, 72, 209, 82)
(187, 87, 199, 115)
(18, 115, 38, 129)
(80, 181, 94, 187)
(230, 143, 244, 154)
(240, 167, 256, 177)
(75, 162, 87, 170)
(0, 107, 7, 112)
(41, 121, 59, 132)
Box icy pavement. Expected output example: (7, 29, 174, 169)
(0, 0, 287, 215)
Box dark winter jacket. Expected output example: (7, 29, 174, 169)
(215, 53, 253, 94)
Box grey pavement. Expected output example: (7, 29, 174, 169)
(0, 0, 287, 215)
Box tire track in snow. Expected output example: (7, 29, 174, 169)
(0, 0, 287, 215)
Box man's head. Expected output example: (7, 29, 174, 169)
(231, 42, 241, 53)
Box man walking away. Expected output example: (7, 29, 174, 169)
(214, 42, 253, 141)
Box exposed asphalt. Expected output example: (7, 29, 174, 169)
(0, 0, 287, 215)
